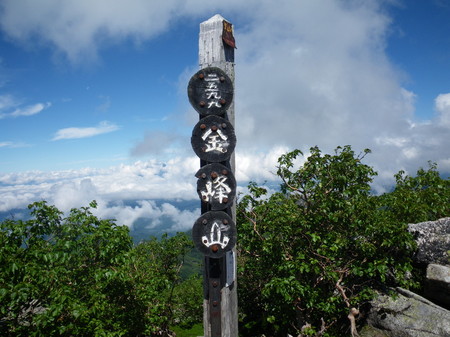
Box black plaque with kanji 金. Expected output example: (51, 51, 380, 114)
(191, 115, 236, 163)
(196, 163, 236, 210)
(187, 67, 233, 116)
(192, 211, 236, 258)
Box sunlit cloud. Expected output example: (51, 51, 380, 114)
(52, 121, 120, 140)
(435, 93, 450, 127)
(0, 147, 287, 227)
(0, 157, 199, 230)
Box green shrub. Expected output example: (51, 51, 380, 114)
(237, 146, 437, 336)
(0, 201, 199, 336)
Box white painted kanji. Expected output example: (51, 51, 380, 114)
(212, 176, 231, 203)
(200, 174, 232, 204)
(201, 221, 230, 248)
(204, 74, 222, 108)
(201, 127, 228, 153)
(201, 181, 215, 201)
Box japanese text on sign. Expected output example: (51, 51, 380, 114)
(201, 174, 232, 204)
(187, 67, 233, 116)
(191, 115, 236, 163)
(196, 163, 236, 211)
(205, 74, 223, 109)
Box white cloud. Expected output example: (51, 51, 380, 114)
(95, 200, 199, 232)
(435, 93, 450, 127)
(48, 178, 99, 212)
(236, 146, 291, 184)
(0, 94, 18, 110)
(130, 131, 183, 157)
(0, 0, 244, 63)
(52, 121, 119, 140)
(10, 102, 51, 117)
(235, 2, 407, 151)
(0, 142, 13, 148)
(0, 141, 30, 148)
(375, 136, 409, 148)
(0, 157, 199, 225)
(0, 100, 51, 119)
(227, 1, 449, 188)
(0, 149, 285, 228)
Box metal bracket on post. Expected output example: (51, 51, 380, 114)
(207, 258, 222, 337)
(225, 250, 235, 288)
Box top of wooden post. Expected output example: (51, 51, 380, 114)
(199, 14, 234, 67)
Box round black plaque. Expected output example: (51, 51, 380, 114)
(196, 163, 236, 210)
(187, 67, 233, 116)
(191, 115, 236, 162)
(192, 211, 236, 258)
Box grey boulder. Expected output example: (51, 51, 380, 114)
(364, 288, 450, 337)
(408, 218, 450, 265)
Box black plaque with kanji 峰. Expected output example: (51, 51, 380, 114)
(196, 163, 236, 210)
(187, 67, 233, 116)
(192, 211, 236, 258)
(191, 115, 236, 163)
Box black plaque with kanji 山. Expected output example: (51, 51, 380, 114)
(192, 211, 236, 258)
(195, 163, 236, 211)
(191, 115, 236, 163)
(187, 67, 233, 116)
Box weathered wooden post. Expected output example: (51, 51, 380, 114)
(187, 14, 238, 337)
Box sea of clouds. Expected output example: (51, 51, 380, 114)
(0, 149, 287, 230)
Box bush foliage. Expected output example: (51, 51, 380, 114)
(0, 201, 201, 336)
(237, 146, 449, 336)
(0, 145, 448, 336)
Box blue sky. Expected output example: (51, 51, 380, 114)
(387, 1, 450, 119)
(1, 0, 449, 229)
(0, 17, 198, 171)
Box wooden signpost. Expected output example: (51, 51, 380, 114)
(188, 14, 238, 337)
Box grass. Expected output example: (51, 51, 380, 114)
(171, 323, 203, 337)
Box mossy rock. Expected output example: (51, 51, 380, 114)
(359, 325, 389, 337)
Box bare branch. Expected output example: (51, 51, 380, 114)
(348, 308, 360, 337)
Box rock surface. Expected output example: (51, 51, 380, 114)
(425, 263, 450, 308)
(359, 325, 389, 337)
(408, 217, 450, 265)
(364, 288, 450, 337)
(362, 218, 450, 336)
